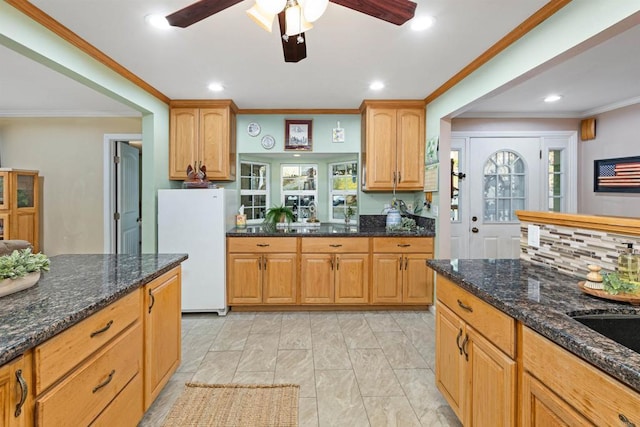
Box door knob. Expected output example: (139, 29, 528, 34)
(471, 227, 479, 233)
(471, 216, 478, 222)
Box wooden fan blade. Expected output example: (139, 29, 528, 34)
(278, 12, 307, 63)
(329, 0, 417, 25)
(166, 0, 244, 28)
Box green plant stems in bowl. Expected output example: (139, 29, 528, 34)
(0, 248, 50, 279)
(264, 205, 295, 225)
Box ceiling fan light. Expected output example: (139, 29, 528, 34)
(246, 4, 275, 32)
(256, 0, 287, 15)
(285, 4, 313, 36)
(298, 0, 328, 23)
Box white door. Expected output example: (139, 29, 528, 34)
(450, 138, 468, 259)
(468, 137, 541, 259)
(116, 141, 140, 254)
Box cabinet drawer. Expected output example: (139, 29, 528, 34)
(36, 322, 142, 427)
(90, 372, 143, 427)
(34, 289, 141, 394)
(301, 237, 369, 253)
(228, 237, 296, 253)
(373, 237, 433, 253)
(437, 277, 515, 357)
(522, 326, 640, 427)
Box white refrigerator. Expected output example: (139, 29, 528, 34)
(158, 188, 237, 314)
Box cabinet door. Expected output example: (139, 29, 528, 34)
(12, 212, 36, 251)
(363, 108, 397, 190)
(1, 355, 30, 427)
(169, 108, 198, 180)
(200, 108, 234, 180)
(263, 254, 297, 304)
(0, 171, 8, 210)
(435, 302, 466, 422)
(334, 254, 369, 304)
(403, 254, 433, 304)
(0, 213, 9, 242)
(521, 372, 591, 427)
(371, 254, 402, 303)
(227, 254, 262, 304)
(301, 254, 334, 303)
(144, 268, 181, 409)
(395, 108, 425, 190)
(466, 326, 516, 427)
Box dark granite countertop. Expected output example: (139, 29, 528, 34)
(0, 253, 187, 366)
(428, 259, 640, 393)
(227, 214, 436, 238)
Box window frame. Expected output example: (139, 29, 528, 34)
(239, 160, 270, 224)
(328, 160, 358, 224)
(281, 163, 319, 222)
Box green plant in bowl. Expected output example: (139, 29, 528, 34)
(264, 205, 295, 225)
(0, 248, 50, 280)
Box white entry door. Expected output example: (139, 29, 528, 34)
(468, 137, 541, 259)
(116, 141, 141, 254)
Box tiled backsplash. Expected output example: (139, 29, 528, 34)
(520, 221, 640, 278)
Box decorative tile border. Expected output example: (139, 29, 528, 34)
(520, 221, 640, 278)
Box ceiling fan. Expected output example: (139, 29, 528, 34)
(166, 0, 417, 63)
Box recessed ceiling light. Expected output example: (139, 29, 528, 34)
(369, 81, 385, 91)
(208, 83, 224, 92)
(411, 16, 435, 31)
(544, 94, 562, 103)
(145, 14, 170, 29)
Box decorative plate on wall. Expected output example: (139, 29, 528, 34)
(247, 122, 261, 137)
(261, 135, 275, 150)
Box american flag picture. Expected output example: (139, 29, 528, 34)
(597, 161, 640, 188)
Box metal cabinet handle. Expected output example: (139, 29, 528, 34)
(456, 329, 463, 355)
(14, 369, 27, 417)
(90, 320, 114, 338)
(92, 370, 115, 393)
(461, 334, 469, 361)
(148, 289, 155, 314)
(397, 243, 411, 247)
(399, 256, 403, 271)
(329, 244, 342, 248)
(619, 414, 636, 427)
(398, 171, 402, 182)
(330, 256, 334, 270)
(393, 171, 397, 185)
(263, 256, 267, 271)
(336, 256, 340, 271)
(457, 299, 473, 313)
(258, 255, 261, 270)
(256, 243, 270, 247)
(404, 257, 408, 270)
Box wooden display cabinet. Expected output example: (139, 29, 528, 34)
(0, 169, 40, 253)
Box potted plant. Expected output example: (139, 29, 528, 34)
(0, 248, 50, 297)
(264, 205, 295, 225)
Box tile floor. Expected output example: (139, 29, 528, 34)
(139, 309, 461, 427)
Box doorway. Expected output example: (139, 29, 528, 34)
(451, 131, 577, 259)
(103, 133, 142, 254)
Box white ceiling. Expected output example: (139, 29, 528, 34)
(0, 1, 638, 117)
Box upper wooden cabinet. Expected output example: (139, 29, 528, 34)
(360, 101, 425, 191)
(0, 169, 40, 253)
(169, 100, 237, 181)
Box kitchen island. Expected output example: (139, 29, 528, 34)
(428, 258, 640, 425)
(0, 253, 187, 426)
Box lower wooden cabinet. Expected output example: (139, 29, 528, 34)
(522, 326, 640, 427)
(0, 353, 32, 427)
(435, 274, 516, 427)
(144, 268, 182, 409)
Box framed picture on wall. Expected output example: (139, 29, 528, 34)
(594, 155, 640, 193)
(285, 119, 313, 151)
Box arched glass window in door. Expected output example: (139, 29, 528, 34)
(483, 150, 526, 222)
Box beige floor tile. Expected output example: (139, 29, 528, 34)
(364, 312, 402, 332)
(349, 348, 404, 397)
(310, 312, 339, 333)
(190, 350, 241, 384)
(363, 396, 421, 427)
(283, 311, 311, 319)
(275, 349, 316, 397)
(226, 311, 256, 319)
(177, 332, 216, 373)
(139, 372, 193, 427)
(299, 397, 319, 427)
(315, 370, 370, 427)
(394, 368, 461, 426)
(251, 312, 283, 334)
(232, 370, 275, 384)
(339, 317, 380, 349)
(280, 317, 312, 349)
(375, 331, 428, 369)
(210, 319, 253, 351)
(312, 330, 352, 370)
(237, 333, 280, 371)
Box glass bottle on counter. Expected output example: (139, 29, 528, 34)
(617, 243, 638, 282)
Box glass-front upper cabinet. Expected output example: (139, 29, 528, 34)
(0, 171, 8, 210)
(0, 213, 8, 240)
(16, 173, 36, 208)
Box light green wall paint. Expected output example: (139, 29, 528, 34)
(0, 2, 170, 252)
(426, 0, 640, 257)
